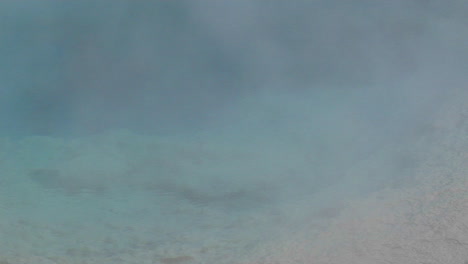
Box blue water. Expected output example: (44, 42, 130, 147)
(0, 132, 346, 263)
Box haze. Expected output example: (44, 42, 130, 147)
(1, 1, 467, 263)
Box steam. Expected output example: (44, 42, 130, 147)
(1, 0, 467, 193)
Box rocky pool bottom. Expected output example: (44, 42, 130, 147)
(1, 106, 468, 264)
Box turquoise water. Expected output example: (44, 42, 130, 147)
(0, 132, 349, 263)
